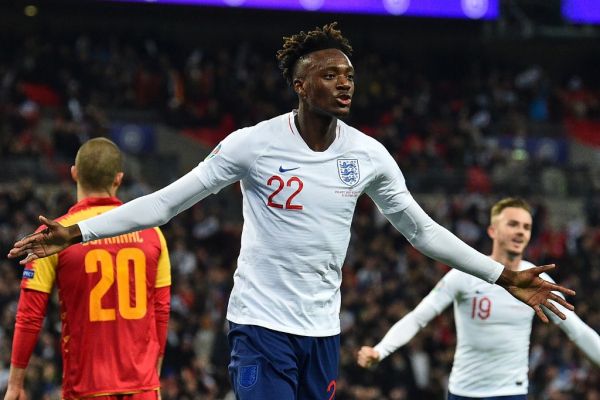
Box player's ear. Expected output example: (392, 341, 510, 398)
(487, 225, 496, 240)
(293, 78, 306, 98)
(114, 172, 124, 188)
(70, 166, 78, 183)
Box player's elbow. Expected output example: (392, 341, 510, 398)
(407, 222, 438, 253)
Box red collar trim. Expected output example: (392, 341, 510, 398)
(68, 197, 123, 213)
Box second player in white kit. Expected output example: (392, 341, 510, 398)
(358, 198, 600, 399)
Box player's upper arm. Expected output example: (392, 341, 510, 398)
(154, 228, 171, 288)
(192, 127, 266, 194)
(21, 254, 58, 294)
(364, 141, 412, 215)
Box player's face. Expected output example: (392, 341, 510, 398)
(489, 207, 532, 257)
(295, 48, 354, 117)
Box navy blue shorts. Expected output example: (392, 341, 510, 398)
(227, 322, 339, 400)
(448, 393, 527, 400)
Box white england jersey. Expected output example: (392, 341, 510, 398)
(434, 261, 541, 397)
(193, 111, 412, 336)
(374, 259, 599, 396)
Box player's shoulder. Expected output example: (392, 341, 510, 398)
(149, 226, 168, 244)
(240, 112, 289, 135)
(223, 113, 288, 147)
(430, 269, 469, 297)
(340, 120, 387, 150)
(443, 268, 475, 283)
(53, 205, 118, 228)
(441, 268, 484, 289)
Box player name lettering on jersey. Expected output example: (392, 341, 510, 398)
(82, 231, 144, 246)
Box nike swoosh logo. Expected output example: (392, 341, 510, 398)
(279, 166, 300, 173)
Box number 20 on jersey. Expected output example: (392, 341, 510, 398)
(85, 248, 147, 322)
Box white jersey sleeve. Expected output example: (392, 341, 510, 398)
(542, 273, 600, 366)
(374, 271, 459, 360)
(364, 142, 413, 214)
(79, 127, 260, 242)
(384, 200, 504, 283)
(79, 170, 211, 241)
(192, 127, 261, 194)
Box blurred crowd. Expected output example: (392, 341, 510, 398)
(2, 33, 600, 191)
(1, 31, 600, 400)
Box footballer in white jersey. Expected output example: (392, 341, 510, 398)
(358, 198, 600, 399)
(9, 25, 577, 400)
(194, 110, 413, 336)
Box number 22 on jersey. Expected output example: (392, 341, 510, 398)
(266, 175, 304, 210)
(85, 248, 147, 322)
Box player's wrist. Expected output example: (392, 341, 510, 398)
(496, 268, 517, 290)
(67, 225, 83, 245)
(7, 366, 26, 388)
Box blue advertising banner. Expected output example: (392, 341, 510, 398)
(112, 0, 499, 19)
(563, 0, 600, 24)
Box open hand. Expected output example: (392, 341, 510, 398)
(357, 346, 380, 368)
(7, 216, 81, 264)
(498, 264, 575, 323)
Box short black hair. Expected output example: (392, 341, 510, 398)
(276, 22, 353, 86)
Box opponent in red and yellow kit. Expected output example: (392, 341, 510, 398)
(12, 197, 171, 399)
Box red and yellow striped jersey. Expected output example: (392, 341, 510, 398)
(20, 197, 171, 399)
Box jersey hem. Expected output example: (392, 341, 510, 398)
(448, 387, 528, 397)
(226, 315, 340, 337)
(65, 385, 159, 399)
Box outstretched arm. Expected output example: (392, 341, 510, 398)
(385, 200, 575, 323)
(554, 307, 600, 366)
(8, 170, 212, 264)
(540, 274, 600, 366)
(357, 280, 452, 368)
(8, 127, 258, 264)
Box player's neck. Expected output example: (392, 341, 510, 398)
(77, 187, 117, 201)
(491, 250, 522, 271)
(295, 109, 337, 152)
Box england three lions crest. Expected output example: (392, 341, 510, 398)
(337, 159, 360, 186)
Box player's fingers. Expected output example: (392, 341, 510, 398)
(534, 264, 555, 274)
(14, 232, 44, 248)
(7, 247, 25, 258)
(549, 293, 574, 311)
(533, 304, 549, 323)
(545, 281, 576, 298)
(542, 300, 566, 320)
(20, 252, 40, 265)
(7, 241, 36, 258)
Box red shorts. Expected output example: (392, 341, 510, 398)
(87, 391, 159, 400)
